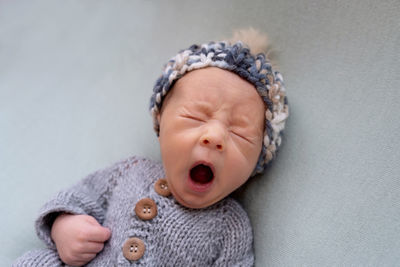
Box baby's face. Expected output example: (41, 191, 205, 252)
(158, 67, 265, 209)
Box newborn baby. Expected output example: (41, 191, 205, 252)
(14, 29, 289, 266)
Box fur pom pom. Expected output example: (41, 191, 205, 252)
(229, 28, 269, 54)
(228, 27, 276, 66)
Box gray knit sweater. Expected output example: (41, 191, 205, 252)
(14, 156, 254, 266)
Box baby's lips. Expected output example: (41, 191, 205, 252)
(186, 160, 216, 193)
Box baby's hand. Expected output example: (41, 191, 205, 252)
(51, 214, 111, 266)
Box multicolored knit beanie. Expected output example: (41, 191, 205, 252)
(150, 35, 289, 175)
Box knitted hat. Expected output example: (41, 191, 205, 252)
(150, 39, 289, 175)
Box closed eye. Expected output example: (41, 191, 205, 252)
(181, 114, 206, 122)
(231, 131, 252, 144)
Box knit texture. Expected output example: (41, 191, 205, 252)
(150, 41, 289, 175)
(13, 249, 63, 266)
(13, 156, 254, 266)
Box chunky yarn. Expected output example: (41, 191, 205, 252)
(150, 41, 289, 175)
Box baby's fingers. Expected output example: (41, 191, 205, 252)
(72, 253, 97, 266)
(81, 241, 105, 254)
(87, 225, 111, 242)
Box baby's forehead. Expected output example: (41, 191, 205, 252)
(171, 68, 263, 106)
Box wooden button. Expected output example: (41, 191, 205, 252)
(122, 237, 145, 261)
(154, 178, 171, 197)
(135, 198, 157, 220)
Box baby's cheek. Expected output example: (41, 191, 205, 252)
(161, 131, 194, 158)
(227, 141, 262, 179)
(233, 138, 261, 162)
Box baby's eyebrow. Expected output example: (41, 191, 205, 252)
(191, 102, 213, 115)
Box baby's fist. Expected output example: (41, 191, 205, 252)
(51, 214, 111, 266)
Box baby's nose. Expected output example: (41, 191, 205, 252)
(199, 124, 226, 152)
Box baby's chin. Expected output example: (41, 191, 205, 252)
(172, 191, 220, 209)
(168, 176, 223, 209)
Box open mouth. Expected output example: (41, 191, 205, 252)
(189, 163, 214, 185)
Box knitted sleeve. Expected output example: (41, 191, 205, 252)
(34, 156, 138, 249)
(13, 248, 63, 267)
(213, 199, 255, 267)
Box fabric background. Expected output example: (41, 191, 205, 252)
(1, 0, 399, 266)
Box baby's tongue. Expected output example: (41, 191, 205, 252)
(190, 164, 213, 184)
